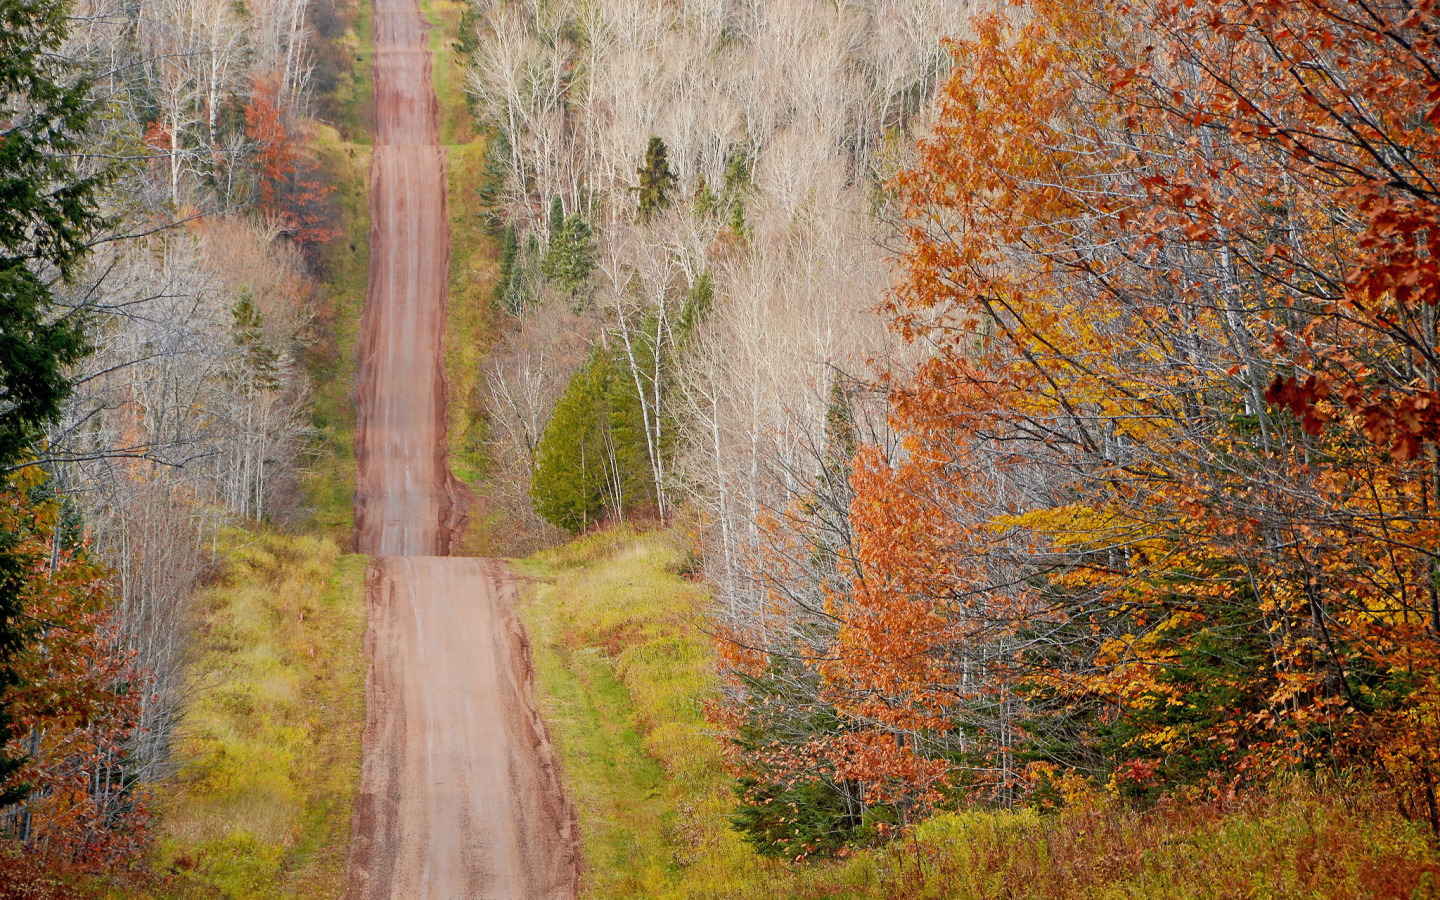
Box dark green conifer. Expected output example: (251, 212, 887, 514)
(635, 135, 678, 218)
(232, 294, 282, 392)
(530, 350, 616, 533)
(495, 224, 521, 313)
(693, 175, 718, 218)
(541, 214, 596, 300)
(723, 150, 750, 194)
(530, 339, 659, 531)
(722, 150, 750, 238)
(548, 194, 565, 239)
(676, 271, 713, 340)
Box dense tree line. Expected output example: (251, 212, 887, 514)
(714, 0, 1440, 856)
(470, 0, 1440, 859)
(0, 0, 338, 870)
(465, 0, 962, 558)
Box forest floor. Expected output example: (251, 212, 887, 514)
(516, 526, 1440, 900)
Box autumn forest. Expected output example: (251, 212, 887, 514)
(4, 0, 1440, 895)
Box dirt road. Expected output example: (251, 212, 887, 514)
(345, 0, 580, 893)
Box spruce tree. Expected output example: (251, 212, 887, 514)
(530, 338, 665, 531)
(676, 271, 713, 340)
(0, 0, 108, 802)
(723, 150, 750, 194)
(693, 175, 717, 218)
(541, 214, 595, 299)
(722, 150, 750, 238)
(0, 0, 105, 466)
(495, 224, 520, 313)
(231, 294, 282, 392)
(547, 194, 564, 239)
(530, 350, 616, 533)
(635, 135, 678, 218)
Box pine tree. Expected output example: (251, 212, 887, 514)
(723, 150, 750, 194)
(232, 294, 282, 392)
(722, 150, 750, 238)
(494, 224, 521, 313)
(635, 135, 678, 218)
(693, 175, 718, 218)
(547, 194, 564, 240)
(676, 271, 713, 340)
(530, 339, 660, 531)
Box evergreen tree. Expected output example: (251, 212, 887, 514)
(676, 271, 713, 340)
(454, 0, 481, 59)
(547, 194, 565, 239)
(540, 213, 596, 299)
(530, 350, 617, 533)
(728, 663, 878, 859)
(495, 224, 521, 313)
(722, 150, 750, 238)
(475, 130, 511, 230)
(232, 294, 282, 392)
(727, 200, 748, 240)
(530, 340, 661, 531)
(601, 332, 659, 511)
(0, 0, 106, 468)
(693, 175, 718, 218)
(723, 150, 750, 194)
(0, 0, 110, 803)
(635, 135, 678, 218)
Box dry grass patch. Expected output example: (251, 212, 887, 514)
(149, 531, 366, 899)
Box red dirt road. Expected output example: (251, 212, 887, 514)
(351, 0, 457, 559)
(346, 559, 579, 899)
(345, 0, 580, 893)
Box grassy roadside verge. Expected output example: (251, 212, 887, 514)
(302, 123, 370, 544)
(421, 0, 499, 528)
(143, 534, 367, 899)
(512, 528, 803, 899)
(303, 0, 374, 542)
(515, 526, 1440, 900)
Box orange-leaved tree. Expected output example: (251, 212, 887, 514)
(0, 467, 148, 870)
(718, 0, 1440, 840)
(245, 78, 338, 248)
